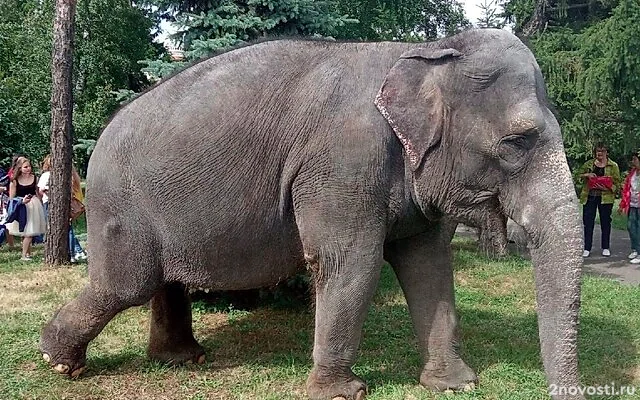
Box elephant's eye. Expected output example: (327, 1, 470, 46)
(497, 133, 538, 164)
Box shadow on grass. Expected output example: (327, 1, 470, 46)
(78, 265, 636, 398)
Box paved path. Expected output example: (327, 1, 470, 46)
(581, 226, 640, 285)
(456, 225, 640, 285)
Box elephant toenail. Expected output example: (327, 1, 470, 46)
(463, 382, 475, 391)
(444, 389, 455, 395)
(42, 353, 50, 363)
(355, 389, 366, 400)
(331, 397, 347, 400)
(71, 366, 86, 378)
(54, 364, 69, 374)
(197, 355, 206, 364)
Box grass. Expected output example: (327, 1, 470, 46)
(1, 236, 639, 399)
(613, 205, 628, 231)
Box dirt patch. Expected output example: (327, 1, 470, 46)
(53, 372, 234, 400)
(624, 365, 640, 382)
(0, 266, 87, 314)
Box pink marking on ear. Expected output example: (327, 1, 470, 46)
(374, 90, 420, 167)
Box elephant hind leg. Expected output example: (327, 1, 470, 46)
(40, 218, 163, 377)
(40, 284, 128, 377)
(147, 282, 205, 365)
(39, 278, 160, 378)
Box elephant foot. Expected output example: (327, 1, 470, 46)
(147, 339, 206, 365)
(420, 358, 478, 392)
(306, 366, 367, 400)
(40, 322, 88, 378)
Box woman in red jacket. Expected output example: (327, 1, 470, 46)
(619, 152, 640, 264)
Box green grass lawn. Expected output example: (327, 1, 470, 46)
(1, 237, 639, 399)
(613, 205, 628, 231)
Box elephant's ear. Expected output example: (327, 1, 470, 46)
(375, 48, 462, 171)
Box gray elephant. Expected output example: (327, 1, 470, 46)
(40, 29, 585, 400)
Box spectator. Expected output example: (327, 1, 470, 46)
(0, 166, 9, 244)
(0, 165, 8, 204)
(7, 154, 21, 180)
(37, 155, 87, 262)
(3, 154, 23, 248)
(618, 152, 640, 264)
(69, 166, 87, 262)
(578, 143, 621, 257)
(38, 155, 51, 213)
(6, 157, 46, 260)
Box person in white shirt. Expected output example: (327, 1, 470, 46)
(38, 155, 87, 262)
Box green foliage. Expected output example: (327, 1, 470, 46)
(334, 0, 470, 41)
(504, 0, 640, 170)
(0, 0, 159, 169)
(72, 0, 161, 166)
(141, 0, 472, 80)
(3, 0, 638, 184)
(0, 0, 54, 166)
(141, 0, 357, 80)
(73, 138, 97, 156)
(476, 0, 507, 28)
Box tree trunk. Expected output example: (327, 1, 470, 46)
(522, 0, 549, 37)
(46, 0, 77, 265)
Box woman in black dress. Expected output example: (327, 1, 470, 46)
(7, 157, 46, 260)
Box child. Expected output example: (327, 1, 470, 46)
(618, 152, 640, 264)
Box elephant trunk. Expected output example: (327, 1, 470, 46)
(502, 145, 584, 400)
(528, 204, 582, 397)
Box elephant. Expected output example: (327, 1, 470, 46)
(474, 210, 510, 257)
(40, 28, 585, 400)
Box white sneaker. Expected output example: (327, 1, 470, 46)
(75, 251, 87, 261)
(582, 250, 590, 257)
(631, 257, 640, 264)
(629, 251, 638, 259)
(602, 249, 611, 257)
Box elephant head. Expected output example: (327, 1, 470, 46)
(375, 29, 583, 397)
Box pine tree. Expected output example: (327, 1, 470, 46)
(142, 0, 356, 80)
(476, 0, 506, 29)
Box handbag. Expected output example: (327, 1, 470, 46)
(70, 197, 85, 221)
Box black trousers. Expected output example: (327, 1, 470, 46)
(583, 195, 613, 251)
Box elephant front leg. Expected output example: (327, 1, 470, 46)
(304, 241, 384, 400)
(385, 224, 477, 392)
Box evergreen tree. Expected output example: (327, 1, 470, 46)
(476, 0, 506, 28)
(333, 0, 470, 41)
(141, 0, 356, 80)
(0, 0, 159, 168)
(504, 0, 640, 168)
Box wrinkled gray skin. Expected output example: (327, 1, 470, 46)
(40, 29, 584, 400)
(475, 211, 509, 257)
